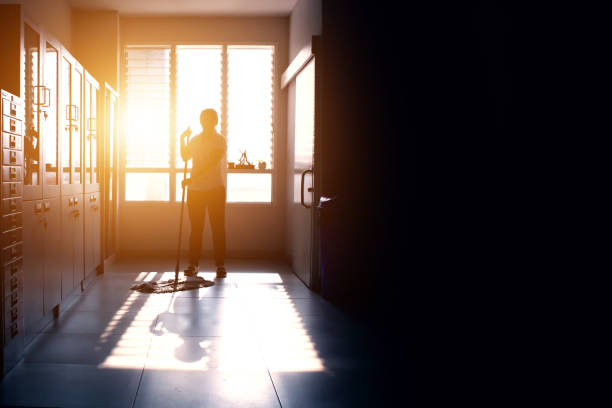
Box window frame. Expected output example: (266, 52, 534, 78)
(120, 41, 278, 207)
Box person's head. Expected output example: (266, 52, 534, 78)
(200, 108, 218, 131)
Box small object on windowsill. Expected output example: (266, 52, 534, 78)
(227, 162, 235, 169)
(236, 150, 254, 169)
(258, 160, 267, 170)
(235, 164, 255, 170)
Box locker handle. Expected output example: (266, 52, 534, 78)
(66, 104, 79, 121)
(10, 322, 18, 338)
(11, 292, 18, 306)
(74, 197, 79, 205)
(10, 103, 17, 116)
(9, 184, 17, 194)
(35, 202, 43, 213)
(43, 201, 51, 211)
(73, 209, 80, 217)
(11, 307, 18, 321)
(10, 277, 18, 291)
(10, 151, 17, 162)
(10, 135, 17, 148)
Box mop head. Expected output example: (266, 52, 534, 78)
(130, 276, 214, 294)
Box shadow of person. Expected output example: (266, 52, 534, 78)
(149, 295, 210, 365)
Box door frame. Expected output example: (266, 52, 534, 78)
(281, 36, 322, 291)
(102, 83, 118, 262)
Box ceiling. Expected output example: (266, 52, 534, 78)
(68, 0, 298, 16)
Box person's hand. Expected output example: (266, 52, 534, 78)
(181, 178, 191, 188)
(181, 127, 192, 140)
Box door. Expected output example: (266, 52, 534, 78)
(84, 193, 100, 278)
(21, 200, 44, 343)
(43, 197, 61, 312)
(289, 57, 319, 288)
(60, 195, 75, 298)
(83, 191, 101, 278)
(84, 72, 100, 194)
(73, 194, 84, 288)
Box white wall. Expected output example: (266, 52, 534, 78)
(0, 0, 73, 48)
(289, 0, 321, 60)
(118, 16, 289, 259)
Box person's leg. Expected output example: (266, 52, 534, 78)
(207, 186, 226, 271)
(187, 189, 206, 268)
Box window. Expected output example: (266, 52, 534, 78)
(125, 46, 171, 169)
(123, 44, 274, 203)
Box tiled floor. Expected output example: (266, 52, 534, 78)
(0, 258, 380, 407)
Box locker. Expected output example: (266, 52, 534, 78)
(1, 227, 22, 248)
(2, 149, 23, 166)
(2, 243, 22, 263)
(21, 200, 44, 342)
(1, 213, 22, 236)
(73, 195, 84, 287)
(2, 133, 23, 150)
(60, 194, 84, 298)
(60, 195, 74, 298)
(2, 259, 22, 298)
(2, 166, 22, 183)
(84, 192, 101, 280)
(42, 197, 61, 311)
(1, 182, 22, 197)
(1, 99, 25, 119)
(1, 116, 22, 135)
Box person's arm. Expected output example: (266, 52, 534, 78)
(179, 127, 192, 162)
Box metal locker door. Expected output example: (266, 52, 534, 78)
(60, 195, 75, 297)
(43, 197, 61, 312)
(84, 193, 94, 277)
(92, 192, 101, 271)
(73, 194, 84, 287)
(21, 200, 44, 343)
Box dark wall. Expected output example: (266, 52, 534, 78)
(318, 2, 412, 317)
(318, 1, 513, 401)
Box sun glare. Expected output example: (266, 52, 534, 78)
(97, 272, 325, 373)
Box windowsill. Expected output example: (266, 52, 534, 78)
(226, 168, 272, 173)
(122, 201, 274, 206)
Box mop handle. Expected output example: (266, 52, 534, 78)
(175, 160, 189, 283)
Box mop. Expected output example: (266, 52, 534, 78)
(131, 155, 214, 294)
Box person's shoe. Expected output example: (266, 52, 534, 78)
(216, 266, 227, 278)
(184, 264, 199, 277)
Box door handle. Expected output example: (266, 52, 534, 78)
(300, 169, 313, 209)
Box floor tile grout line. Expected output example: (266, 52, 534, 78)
(248, 296, 283, 408)
(130, 293, 171, 408)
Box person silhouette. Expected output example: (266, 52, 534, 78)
(180, 108, 227, 279)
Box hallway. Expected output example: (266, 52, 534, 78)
(0, 258, 378, 407)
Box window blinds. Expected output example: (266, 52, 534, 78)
(125, 46, 171, 168)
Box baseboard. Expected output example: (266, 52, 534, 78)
(117, 249, 286, 261)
